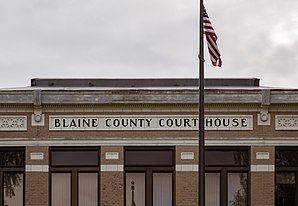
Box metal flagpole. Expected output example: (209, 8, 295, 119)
(198, 0, 205, 205)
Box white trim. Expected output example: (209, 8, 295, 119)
(26, 165, 49, 172)
(250, 165, 274, 172)
(30, 152, 44, 160)
(181, 152, 195, 160)
(176, 164, 198, 172)
(101, 164, 123, 172)
(105, 152, 119, 160)
(256, 152, 270, 160)
(0, 137, 298, 146)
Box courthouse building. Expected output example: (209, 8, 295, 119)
(0, 78, 298, 206)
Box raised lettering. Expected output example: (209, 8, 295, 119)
(159, 119, 165, 127)
(241, 119, 248, 127)
(113, 119, 120, 127)
(106, 119, 111, 127)
(138, 119, 144, 127)
(214, 119, 221, 127)
(92, 119, 98, 127)
(184, 119, 191, 127)
(167, 119, 173, 127)
(122, 119, 128, 127)
(130, 119, 137, 127)
(83, 119, 90, 127)
(69, 119, 77, 127)
(63, 119, 69, 127)
(192, 118, 199, 127)
(222, 119, 230, 127)
(232, 119, 239, 127)
(205, 118, 212, 127)
(145, 119, 152, 127)
(175, 119, 182, 127)
(54, 119, 61, 127)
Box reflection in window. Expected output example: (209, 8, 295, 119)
(228, 173, 247, 206)
(276, 173, 296, 206)
(4, 173, 23, 206)
(0, 151, 24, 167)
(276, 150, 298, 166)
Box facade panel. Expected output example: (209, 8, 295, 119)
(0, 78, 298, 205)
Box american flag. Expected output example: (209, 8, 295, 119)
(203, 7, 222, 67)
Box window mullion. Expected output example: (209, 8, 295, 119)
(72, 171, 78, 206)
(146, 170, 153, 206)
(0, 171, 3, 206)
(221, 170, 227, 206)
(296, 171, 298, 206)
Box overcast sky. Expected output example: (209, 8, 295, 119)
(1, 0, 298, 88)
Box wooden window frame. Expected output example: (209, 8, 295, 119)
(0, 147, 25, 206)
(276, 147, 298, 206)
(124, 146, 175, 206)
(49, 147, 100, 206)
(205, 147, 250, 206)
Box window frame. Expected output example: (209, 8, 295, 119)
(0, 147, 25, 206)
(205, 147, 250, 206)
(124, 146, 175, 206)
(49, 147, 100, 206)
(275, 147, 298, 206)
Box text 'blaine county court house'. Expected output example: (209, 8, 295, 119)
(0, 78, 298, 206)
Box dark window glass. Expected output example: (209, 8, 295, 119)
(276, 172, 296, 206)
(276, 150, 298, 166)
(0, 151, 24, 167)
(125, 150, 173, 166)
(205, 150, 248, 166)
(51, 150, 99, 166)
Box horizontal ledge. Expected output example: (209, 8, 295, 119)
(0, 137, 298, 146)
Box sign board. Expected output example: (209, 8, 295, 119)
(49, 115, 253, 131)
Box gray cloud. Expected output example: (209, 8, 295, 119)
(0, 0, 298, 88)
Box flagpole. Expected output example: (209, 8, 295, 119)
(198, 0, 205, 205)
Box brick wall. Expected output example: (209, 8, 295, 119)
(101, 146, 124, 206)
(25, 146, 49, 206)
(250, 146, 275, 206)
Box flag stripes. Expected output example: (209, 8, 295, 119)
(203, 7, 222, 67)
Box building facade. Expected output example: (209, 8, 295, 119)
(0, 78, 297, 206)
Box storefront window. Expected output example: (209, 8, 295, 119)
(205, 147, 249, 206)
(228, 173, 247, 206)
(276, 172, 296, 206)
(0, 148, 25, 206)
(50, 147, 100, 206)
(205, 173, 220, 206)
(51, 173, 71, 206)
(125, 147, 174, 206)
(276, 147, 298, 206)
